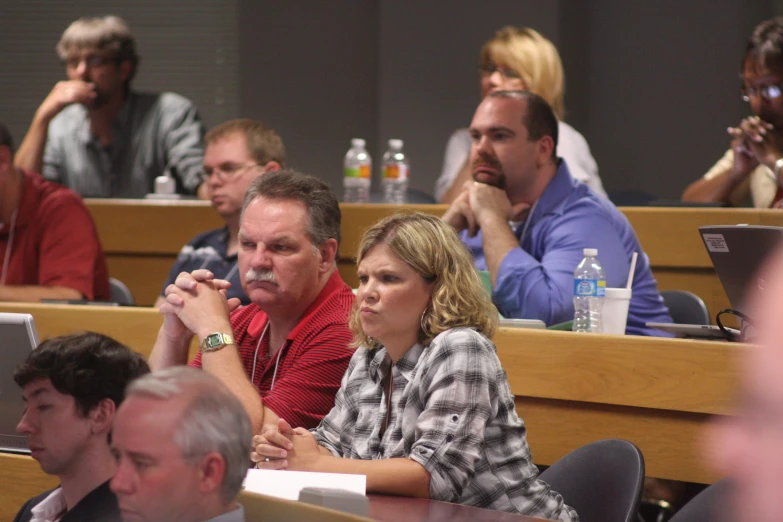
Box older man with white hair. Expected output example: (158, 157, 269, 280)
(110, 367, 251, 522)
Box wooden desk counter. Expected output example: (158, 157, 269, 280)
(0, 303, 198, 359)
(0, 454, 546, 522)
(84, 200, 783, 314)
(0, 302, 739, 485)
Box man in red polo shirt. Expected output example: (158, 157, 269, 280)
(150, 170, 354, 434)
(0, 122, 109, 302)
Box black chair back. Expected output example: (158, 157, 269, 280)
(109, 277, 135, 305)
(539, 439, 644, 522)
(669, 479, 730, 522)
(660, 289, 710, 325)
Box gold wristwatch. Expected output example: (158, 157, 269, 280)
(200, 332, 235, 353)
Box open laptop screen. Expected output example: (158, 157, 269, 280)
(699, 225, 783, 314)
(0, 313, 39, 453)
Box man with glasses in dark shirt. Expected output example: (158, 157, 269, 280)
(154, 119, 285, 308)
(14, 16, 205, 198)
(683, 17, 783, 208)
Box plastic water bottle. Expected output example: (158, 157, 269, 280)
(382, 139, 409, 204)
(572, 248, 606, 333)
(343, 138, 372, 203)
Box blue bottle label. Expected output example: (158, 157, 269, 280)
(574, 279, 606, 297)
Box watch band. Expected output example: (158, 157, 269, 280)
(200, 332, 235, 353)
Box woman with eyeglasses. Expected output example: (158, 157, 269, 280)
(250, 213, 578, 520)
(683, 18, 783, 208)
(435, 26, 605, 204)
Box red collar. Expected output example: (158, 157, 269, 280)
(247, 270, 347, 339)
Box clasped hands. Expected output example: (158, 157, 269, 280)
(159, 269, 243, 341)
(250, 418, 323, 471)
(729, 116, 783, 176)
(442, 180, 530, 237)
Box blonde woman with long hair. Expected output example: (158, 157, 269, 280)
(436, 26, 605, 203)
(251, 213, 577, 520)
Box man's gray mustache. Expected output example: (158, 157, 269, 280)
(245, 269, 276, 283)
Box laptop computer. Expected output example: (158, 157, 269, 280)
(647, 225, 783, 339)
(0, 313, 39, 453)
(699, 225, 783, 312)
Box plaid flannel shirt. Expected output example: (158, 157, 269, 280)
(312, 327, 578, 521)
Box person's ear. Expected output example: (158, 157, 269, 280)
(261, 161, 282, 173)
(318, 238, 339, 272)
(89, 398, 117, 435)
(118, 60, 133, 84)
(536, 136, 556, 167)
(0, 145, 13, 171)
(198, 452, 226, 496)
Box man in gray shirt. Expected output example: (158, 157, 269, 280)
(14, 16, 205, 198)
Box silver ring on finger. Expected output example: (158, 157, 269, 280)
(264, 457, 271, 462)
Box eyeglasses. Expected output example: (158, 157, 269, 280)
(63, 54, 118, 70)
(741, 84, 783, 102)
(478, 64, 522, 80)
(203, 163, 259, 181)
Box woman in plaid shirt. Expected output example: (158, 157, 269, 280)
(252, 213, 578, 520)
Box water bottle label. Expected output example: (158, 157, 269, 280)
(344, 165, 371, 178)
(383, 164, 408, 180)
(574, 279, 606, 297)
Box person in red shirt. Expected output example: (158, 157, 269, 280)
(0, 122, 110, 302)
(150, 170, 354, 434)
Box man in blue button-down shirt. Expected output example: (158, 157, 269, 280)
(443, 90, 672, 336)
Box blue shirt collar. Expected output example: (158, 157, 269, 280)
(515, 159, 577, 237)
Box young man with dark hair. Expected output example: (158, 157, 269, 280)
(442, 90, 672, 335)
(12, 332, 150, 522)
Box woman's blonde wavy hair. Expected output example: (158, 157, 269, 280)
(481, 26, 566, 120)
(350, 212, 497, 349)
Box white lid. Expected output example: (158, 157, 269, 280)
(583, 248, 598, 257)
(604, 287, 632, 298)
(351, 138, 366, 148)
(388, 139, 403, 149)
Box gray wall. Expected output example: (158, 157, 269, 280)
(1, 1, 777, 201)
(0, 0, 238, 147)
(583, 1, 766, 198)
(237, 1, 775, 200)
(376, 0, 560, 194)
(237, 0, 378, 194)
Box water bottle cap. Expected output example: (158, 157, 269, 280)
(583, 248, 598, 257)
(388, 139, 403, 149)
(351, 138, 366, 148)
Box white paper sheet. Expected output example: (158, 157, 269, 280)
(243, 468, 367, 501)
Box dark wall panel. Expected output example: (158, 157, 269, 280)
(237, 0, 379, 194)
(377, 0, 561, 194)
(586, 1, 764, 199)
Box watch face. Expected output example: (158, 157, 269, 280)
(206, 333, 223, 348)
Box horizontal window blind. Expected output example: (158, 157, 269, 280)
(0, 0, 238, 147)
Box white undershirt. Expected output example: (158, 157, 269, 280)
(30, 487, 67, 522)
